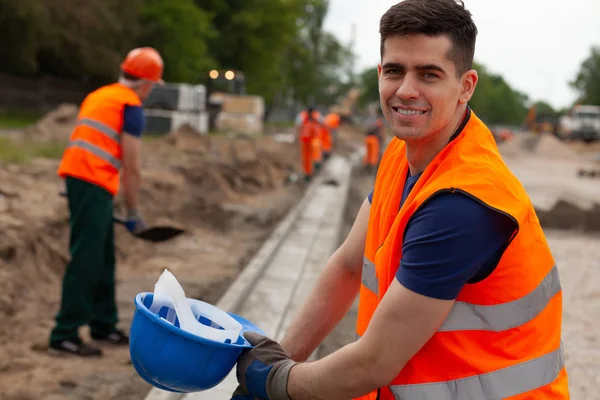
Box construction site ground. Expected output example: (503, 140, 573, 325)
(0, 105, 362, 400)
(1, 106, 600, 399)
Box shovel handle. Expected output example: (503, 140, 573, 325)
(60, 191, 134, 230)
(113, 216, 127, 225)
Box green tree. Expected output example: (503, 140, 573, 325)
(532, 101, 556, 116)
(469, 62, 528, 125)
(284, 0, 355, 107)
(0, 0, 49, 75)
(357, 67, 379, 108)
(137, 0, 215, 83)
(570, 46, 600, 106)
(197, 0, 306, 104)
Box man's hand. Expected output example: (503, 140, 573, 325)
(234, 332, 297, 400)
(124, 209, 147, 234)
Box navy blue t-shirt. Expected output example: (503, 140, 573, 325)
(367, 172, 516, 300)
(122, 105, 145, 137)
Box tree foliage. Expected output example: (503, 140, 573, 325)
(0, 0, 355, 111)
(4, 0, 577, 121)
(571, 46, 600, 106)
(468, 62, 529, 125)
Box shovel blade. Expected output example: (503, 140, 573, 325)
(134, 226, 186, 242)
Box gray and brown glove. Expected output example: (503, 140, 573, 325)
(232, 332, 297, 400)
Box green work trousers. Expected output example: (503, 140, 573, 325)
(50, 176, 117, 342)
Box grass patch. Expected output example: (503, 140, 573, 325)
(0, 109, 42, 129)
(0, 136, 66, 165)
(265, 121, 295, 130)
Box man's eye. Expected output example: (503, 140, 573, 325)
(423, 73, 438, 79)
(386, 69, 401, 75)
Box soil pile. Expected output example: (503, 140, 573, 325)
(499, 132, 579, 161)
(22, 103, 79, 141)
(0, 121, 321, 399)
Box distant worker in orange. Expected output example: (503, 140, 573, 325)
(364, 111, 385, 172)
(324, 111, 341, 151)
(49, 47, 164, 357)
(295, 106, 323, 181)
(319, 122, 333, 160)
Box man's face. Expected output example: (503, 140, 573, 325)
(139, 81, 156, 101)
(378, 34, 476, 141)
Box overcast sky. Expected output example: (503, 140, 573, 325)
(324, 0, 600, 109)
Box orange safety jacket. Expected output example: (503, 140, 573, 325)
(355, 109, 569, 400)
(57, 83, 142, 195)
(299, 110, 322, 141)
(324, 113, 340, 129)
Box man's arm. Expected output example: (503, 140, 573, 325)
(120, 105, 145, 214)
(121, 133, 141, 212)
(280, 198, 371, 361)
(283, 193, 517, 399)
(287, 280, 454, 399)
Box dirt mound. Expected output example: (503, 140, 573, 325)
(531, 134, 579, 160)
(499, 133, 579, 161)
(23, 103, 79, 141)
(137, 132, 300, 231)
(0, 123, 360, 399)
(164, 123, 211, 155)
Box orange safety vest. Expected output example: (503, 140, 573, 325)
(324, 113, 340, 129)
(356, 109, 569, 400)
(57, 83, 142, 195)
(299, 110, 322, 142)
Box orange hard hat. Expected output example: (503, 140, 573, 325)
(120, 47, 164, 83)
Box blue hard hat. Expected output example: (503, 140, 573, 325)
(129, 292, 265, 393)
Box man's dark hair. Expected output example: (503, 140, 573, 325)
(380, 0, 477, 76)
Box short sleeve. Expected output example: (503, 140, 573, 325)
(122, 105, 145, 137)
(395, 192, 517, 300)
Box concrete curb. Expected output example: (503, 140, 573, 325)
(142, 154, 358, 400)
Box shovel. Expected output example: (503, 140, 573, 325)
(112, 216, 186, 243)
(59, 191, 186, 242)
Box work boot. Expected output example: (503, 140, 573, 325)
(91, 329, 129, 345)
(50, 338, 103, 357)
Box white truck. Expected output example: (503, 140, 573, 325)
(558, 104, 600, 143)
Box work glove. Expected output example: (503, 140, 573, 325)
(232, 332, 297, 400)
(124, 209, 148, 235)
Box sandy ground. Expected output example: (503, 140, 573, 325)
(0, 114, 365, 399)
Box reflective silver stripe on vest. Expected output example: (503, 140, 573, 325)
(440, 265, 561, 332)
(389, 344, 565, 400)
(78, 118, 120, 142)
(67, 139, 121, 169)
(362, 257, 378, 294)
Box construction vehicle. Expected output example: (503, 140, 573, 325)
(557, 104, 600, 143)
(524, 104, 559, 135)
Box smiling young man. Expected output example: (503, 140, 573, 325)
(232, 1, 569, 399)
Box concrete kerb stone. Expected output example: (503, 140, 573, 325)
(143, 152, 360, 400)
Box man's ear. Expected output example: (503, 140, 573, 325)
(458, 69, 478, 105)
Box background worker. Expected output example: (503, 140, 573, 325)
(49, 47, 164, 357)
(319, 121, 333, 160)
(363, 111, 385, 172)
(324, 110, 341, 148)
(232, 0, 568, 398)
(295, 106, 323, 181)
